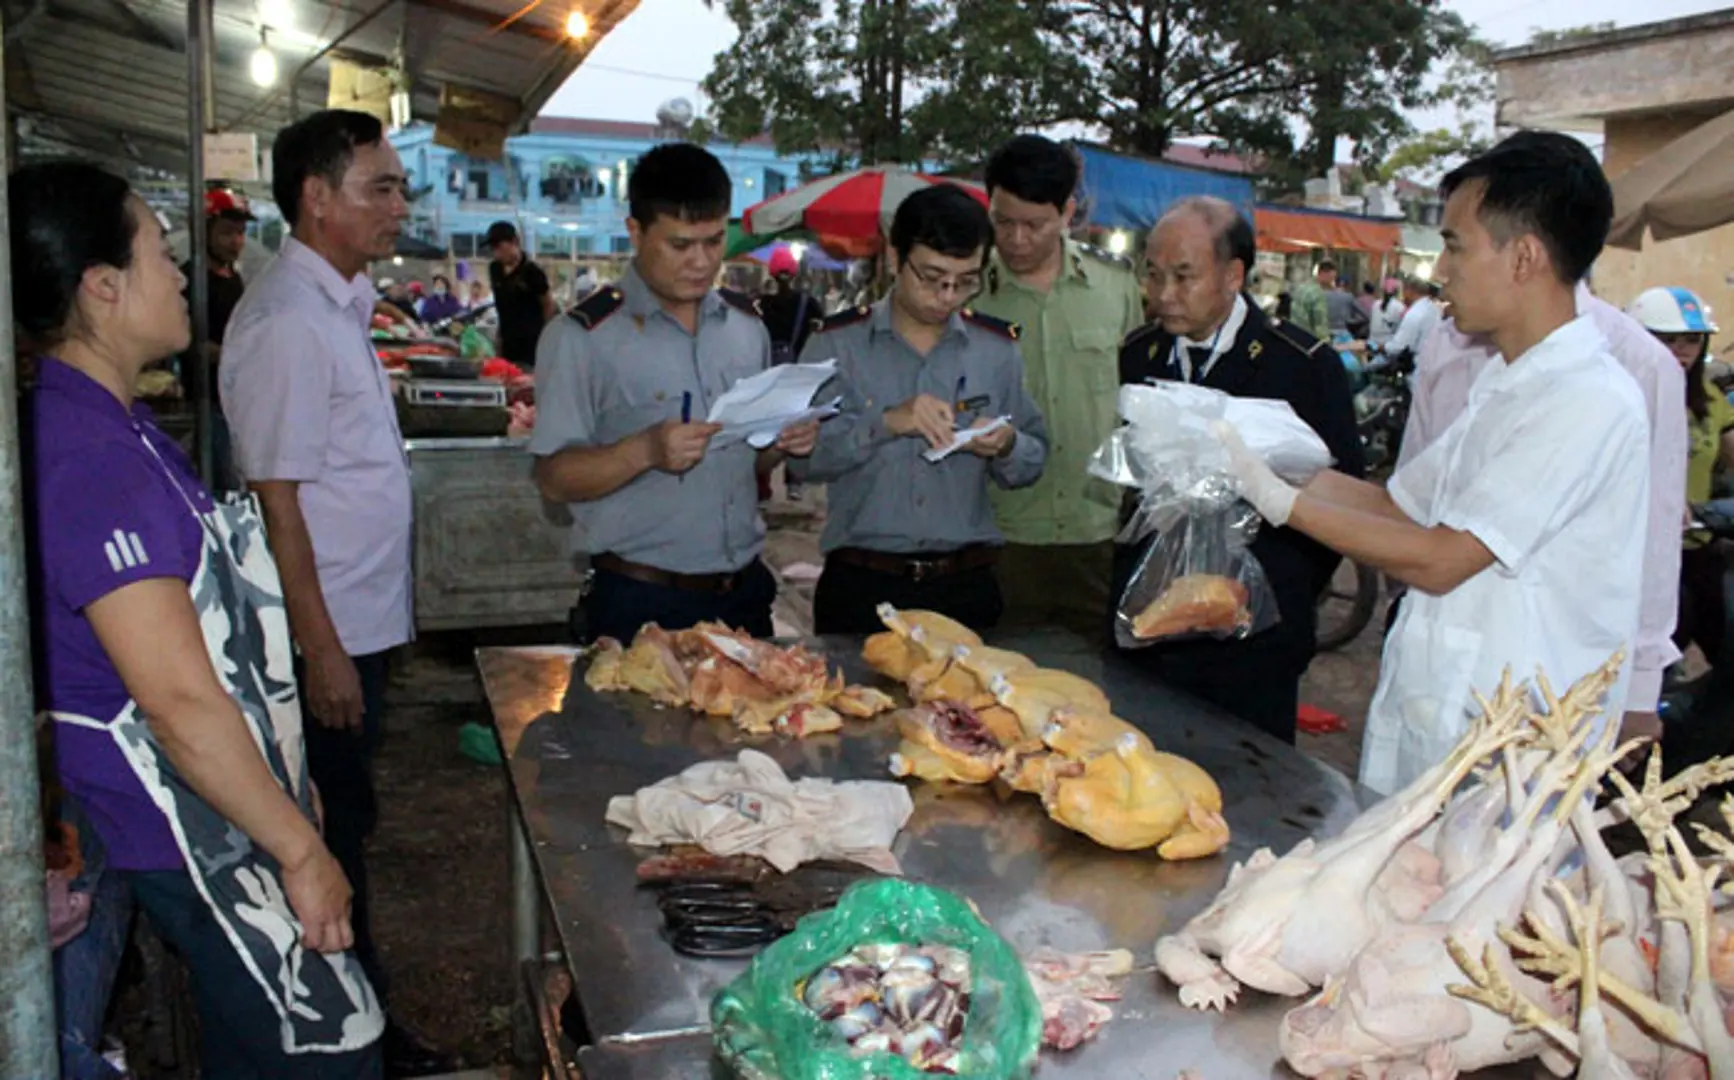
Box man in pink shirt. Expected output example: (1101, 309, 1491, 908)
(1399, 279, 1688, 741)
(222, 109, 453, 1075)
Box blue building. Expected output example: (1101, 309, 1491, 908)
(391, 118, 836, 261)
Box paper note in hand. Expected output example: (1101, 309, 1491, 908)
(923, 416, 1011, 463)
(707, 359, 841, 449)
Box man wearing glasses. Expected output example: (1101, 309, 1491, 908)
(789, 184, 1048, 633)
(972, 135, 1146, 646)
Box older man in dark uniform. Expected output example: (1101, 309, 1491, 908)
(1116, 196, 1364, 743)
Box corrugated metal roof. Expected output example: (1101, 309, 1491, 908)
(7, 0, 642, 172)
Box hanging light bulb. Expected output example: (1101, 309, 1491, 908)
(565, 9, 589, 38)
(249, 30, 278, 87)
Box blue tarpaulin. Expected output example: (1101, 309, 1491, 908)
(1071, 143, 1256, 231)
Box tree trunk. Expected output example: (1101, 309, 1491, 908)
(889, 0, 906, 162)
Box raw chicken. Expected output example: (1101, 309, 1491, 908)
(1040, 727, 1229, 859)
(1022, 947, 1135, 1050)
(888, 702, 1006, 785)
(1131, 573, 1251, 640)
(988, 667, 1112, 742)
(862, 605, 981, 683)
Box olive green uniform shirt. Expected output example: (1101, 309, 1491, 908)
(971, 240, 1144, 546)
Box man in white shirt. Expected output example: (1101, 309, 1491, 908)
(1399, 281, 1686, 747)
(1383, 277, 1441, 365)
(1218, 131, 1650, 795)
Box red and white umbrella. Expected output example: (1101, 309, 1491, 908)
(742, 166, 988, 239)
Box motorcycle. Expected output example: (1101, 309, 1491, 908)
(1657, 497, 1734, 774)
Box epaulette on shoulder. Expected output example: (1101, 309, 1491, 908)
(1121, 320, 1163, 351)
(960, 308, 1022, 341)
(718, 288, 764, 319)
(1075, 243, 1135, 272)
(813, 306, 872, 334)
(568, 285, 624, 330)
(1265, 317, 1329, 358)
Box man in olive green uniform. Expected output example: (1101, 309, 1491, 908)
(973, 135, 1145, 645)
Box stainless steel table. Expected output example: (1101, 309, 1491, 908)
(480, 630, 1370, 1078)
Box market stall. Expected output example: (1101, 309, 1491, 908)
(479, 629, 1369, 1079)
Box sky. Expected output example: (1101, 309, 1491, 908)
(543, 0, 1732, 129)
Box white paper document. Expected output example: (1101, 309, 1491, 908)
(922, 416, 1011, 463)
(707, 359, 841, 449)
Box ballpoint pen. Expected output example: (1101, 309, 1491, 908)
(679, 391, 692, 483)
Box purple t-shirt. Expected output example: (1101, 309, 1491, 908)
(30, 358, 214, 871)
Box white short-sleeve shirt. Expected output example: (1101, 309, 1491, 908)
(1361, 315, 1650, 796)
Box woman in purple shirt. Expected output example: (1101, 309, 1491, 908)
(17, 162, 383, 1077)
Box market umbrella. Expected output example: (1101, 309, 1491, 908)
(746, 240, 851, 272)
(1608, 107, 1734, 251)
(742, 166, 987, 239)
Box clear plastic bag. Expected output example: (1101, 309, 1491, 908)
(711, 878, 1042, 1080)
(1089, 383, 1330, 648)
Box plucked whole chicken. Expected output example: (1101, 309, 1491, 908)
(586, 622, 893, 736)
(864, 605, 1231, 860)
(1153, 653, 1734, 1080)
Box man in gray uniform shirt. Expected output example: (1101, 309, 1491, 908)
(791, 184, 1048, 634)
(531, 143, 819, 642)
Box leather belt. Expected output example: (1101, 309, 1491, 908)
(829, 545, 999, 583)
(593, 552, 752, 594)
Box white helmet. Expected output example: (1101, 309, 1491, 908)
(1628, 286, 1718, 334)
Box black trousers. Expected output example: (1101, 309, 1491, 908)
(298, 649, 391, 1005)
(1677, 544, 1728, 666)
(580, 559, 777, 643)
(812, 559, 1003, 636)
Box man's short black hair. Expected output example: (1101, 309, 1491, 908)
(628, 143, 732, 226)
(486, 220, 519, 246)
(1440, 129, 1612, 285)
(271, 109, 384, 229)
(1161, 196, 1255, 288)
(889, 184, 993, 265)
(1317, 259, 1337, 273)
(984, 135, 1079, 213)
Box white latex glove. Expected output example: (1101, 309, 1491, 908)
(1211, 419, 1299, 527)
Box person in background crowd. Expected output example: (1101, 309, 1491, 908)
(531, 143, 820, 643)
(1291, 259, 1335, 341)
(1382, 276, 1442, 366)
(183, 187, 255, 491)
(974, 133, 1145, 645)
(222, 109, 455, 1077)
(1628, 286, 1731, 666)
(417, 273, 463, 324)
(1119, 197, 1363, 743)
(466, 277, 491, 311)
(377, 277, 416, 320)
(1368, 277, 1407, 348)
(1358, 280, 1378, 319)
(759, 246, 820, 502)
(791, 184, 1048, 632)
(17, 159, 383, 1079)
(1226, 131, 1652, 795)
(487, 220, 556, 371)
(1329, 275, 1366, 339)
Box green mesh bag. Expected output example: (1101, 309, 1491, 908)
(458, 324, 492, 360)
(711, 879, 1041, 1080)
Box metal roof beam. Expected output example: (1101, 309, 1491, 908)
(409, 0, 565, 44)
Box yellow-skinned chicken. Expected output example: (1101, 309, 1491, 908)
(1041, 722, 1230, 860)
(862, 604, 982, 682)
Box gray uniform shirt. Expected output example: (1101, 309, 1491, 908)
(790, 297, 1048, 555)
(529, 265, 772, 573)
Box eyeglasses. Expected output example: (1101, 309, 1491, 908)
(905, 262, 983, 300)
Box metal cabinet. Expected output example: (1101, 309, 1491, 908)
(408, 437, 585, 631)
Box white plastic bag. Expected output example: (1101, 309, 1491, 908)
(1089, 383, 1332, 647)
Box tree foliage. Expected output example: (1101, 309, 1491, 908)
(700, 0, 1480, 186)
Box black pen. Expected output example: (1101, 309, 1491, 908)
(679, 391, 692, 483)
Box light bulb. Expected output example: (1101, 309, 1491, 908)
(789, 241, 808, 262)
(1106, 230, 1130, 256)
(565, 10, 589, 38)
(249, 45, 278, 87)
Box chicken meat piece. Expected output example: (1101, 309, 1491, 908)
(829, 684, 897, 719)
(1041, 729, 1229, 858)
(686, 654, 776, 718)
(861, 604, 981, 682)
(907, 644, 1033, 706)
(887, 702, 1006, 785)
(584, 637, 627, 691)
(988, 667, 1112, 742)
(1131, 573, 1251, 640)
(1156, 670, 1535, 1011)
(773, 702, 843, 738)
(614, 626, 691, 706)
(675, 623, 832, 698)
(1023, 948, 1136, 1051)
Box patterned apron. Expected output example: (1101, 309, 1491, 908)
(52, 434, 383, 1054)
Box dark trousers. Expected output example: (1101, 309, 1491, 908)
(812, 560, 1004, 635)
(297, 649, 391, 1004)
(124, 870, 383, 1080)
(1678, 544, 1728, 666)
(1150, 664, 1301, 745)
(581, 559, 777, 643)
